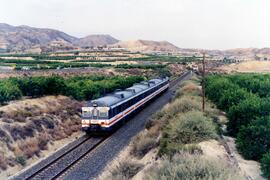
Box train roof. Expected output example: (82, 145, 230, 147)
(87, 77, 168, 107)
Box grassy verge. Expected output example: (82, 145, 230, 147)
(102, 75, 241, 179)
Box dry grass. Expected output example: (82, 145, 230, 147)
(0, 151, 7, 170)
(145, 153, 242, 180)
(130, 132, 157, 159)
(0, 96, 82, 171)
(107, 160, 144, 180)
(18, 138, 40, 158)
(176, 81, 201, 97)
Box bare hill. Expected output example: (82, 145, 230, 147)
(111, 40, 180, 53)
(74, 35, 119, 47)
(0, 23, 119, 53)
(0, 23, 76, 52)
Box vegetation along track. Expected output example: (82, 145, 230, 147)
(12, 71, 192, 180)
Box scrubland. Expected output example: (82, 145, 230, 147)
(0, 96, 82, 177)
(99, 75, 243, 180)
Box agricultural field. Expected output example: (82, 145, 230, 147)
(0, 51, 199, 71)
(0, 51, 194, 83)
(206, 74, 270, 179)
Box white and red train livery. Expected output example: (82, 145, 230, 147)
(81, 77, 169, 132)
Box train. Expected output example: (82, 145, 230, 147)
(81, 77, 169, 132)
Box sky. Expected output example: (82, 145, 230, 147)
(0, 0, 269, 49)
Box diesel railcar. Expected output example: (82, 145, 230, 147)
(81, 77, 169, 132)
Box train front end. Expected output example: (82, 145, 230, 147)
(81, 104, 110, 132)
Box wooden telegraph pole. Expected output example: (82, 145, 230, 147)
(202, 53, 206, 112)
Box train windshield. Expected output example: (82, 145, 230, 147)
(82, 110, 91, 117)
(99, 111, 108, 118)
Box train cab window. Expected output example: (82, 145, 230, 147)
(99, 111, 108, 118)
(82, 110, 91, 117)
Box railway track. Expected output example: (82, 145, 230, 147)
(13, 71, 192, 180)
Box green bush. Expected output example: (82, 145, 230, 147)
(261, 152, 270, 179)
(0, 80, 22, 104)
(145, 96, 201, 130)
(16, 155, 27, 166)
(236, 117, 270, 160)
(164, 96, 201, 116)
(166, 111, 216, 144)
(145, 154, 241, 180)
(160, 111, 217, 155)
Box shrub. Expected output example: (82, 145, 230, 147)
(236, 117, 270, 160)
(159, 143, 202, 157)
(37, 134, 49, 150)
(16, 155, 26, 166)
(18, 138, 40, 158)
(130, 132, 157, 158)
(163, 96, 201, 118)
(145, 96, 201, 131)
(145, 154, 241, 180)
(108, 160, 143, 179)
(176, 81, 201, 97)
(165, 111, 216, 144)
(159, 111, 216, 156)
(261, 152, 270, 179)
(0, 128, 11, 143)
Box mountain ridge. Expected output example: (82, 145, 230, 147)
(0, 23, 119, 52)
(0, 23, 270, 59)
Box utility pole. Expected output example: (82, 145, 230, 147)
(202, 53, 206, 112)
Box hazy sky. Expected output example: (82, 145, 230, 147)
(0, 0, 269, 49)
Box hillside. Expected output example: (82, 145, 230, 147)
(111, 40, 180, 53)
(0, 23, 118, 53)
(0, 23, 76, 53)
(74, 35, 119, 48)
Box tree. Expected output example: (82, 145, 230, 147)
(261, 152, 270, 179)
(0, 81, 22, 104)
(218, 88, 253, 111)
(236, 117, 270, 160)
(227, 96, 262, 136)
(205, 77, 238, 104)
